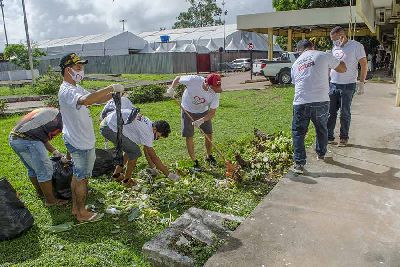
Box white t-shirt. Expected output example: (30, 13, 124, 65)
(180, 75, 220, 114)
(291, 50, 340, 105)
(104, 110, 154, 147)
(100, 97, 133, 119)
(58, 81, 95, 150)
(330, 40, 366, 84)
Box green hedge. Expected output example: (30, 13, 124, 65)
(33, 67, 63, 95)
(128, 84, 167, 104)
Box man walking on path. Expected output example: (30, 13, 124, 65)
(166, 73, 222, 171)
(291, 40, 346, 174)
(58, 53, 124, 222)
(328, 26, 368, 147)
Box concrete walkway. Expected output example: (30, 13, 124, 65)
(206, 83, 400, 267)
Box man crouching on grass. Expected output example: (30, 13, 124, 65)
(58, 53, 124, 222)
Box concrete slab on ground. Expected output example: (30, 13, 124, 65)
(5, 100, 45, 114)
(206, 83, 400, 267)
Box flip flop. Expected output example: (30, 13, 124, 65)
(77, 212, 104, 223)
(45, 199, 68, 207)
(112, 173, 125, 182)
(122, 178, 137, 188)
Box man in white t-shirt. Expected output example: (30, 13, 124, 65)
(329, 26, 368, 147)
(291, 40, 346, 174)
(99, 100, 180, 185)
(58, 53, 124, 222)
(167, 73, 222, 171)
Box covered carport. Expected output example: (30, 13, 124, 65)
(237, 1, 400, 106)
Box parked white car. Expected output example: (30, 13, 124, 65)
(252, 59, 268, 76)
(262, 52, 300, 84)
(229, 58, 251, 71)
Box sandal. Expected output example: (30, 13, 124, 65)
(77, 212, 104, 223)
(122, 178, 137, 188)
(112, 173, 125, 182)
(45, 198, 68, 207)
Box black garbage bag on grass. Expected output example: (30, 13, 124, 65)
(51, 157, 73, 200)
(92, 148, 116, 177)
(0, 178, 34, 241)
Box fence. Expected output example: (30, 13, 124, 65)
(0, 51, 278, 77)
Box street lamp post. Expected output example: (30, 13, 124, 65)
(21, 0, 35, 84)
(222, 0, 227, 51)
(120, 19, 127, 32)
(0, 0, 8, 47)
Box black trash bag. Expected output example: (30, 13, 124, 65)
(92, 148, 116, 177)
(51, 157, 73, 200)
(0, 178, 34, 241)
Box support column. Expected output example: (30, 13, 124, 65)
(396, 24, 400, 107)
(268, 28, 274, 60)
(287, 29, 292, 52)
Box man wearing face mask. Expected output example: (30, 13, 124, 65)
(329, 26, 368, 147)
(58, 53, 124, 222)
(166, 73, 222, 172)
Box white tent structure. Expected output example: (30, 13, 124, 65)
(139, 42, 155, 53)
(37, 32, 146, 59)
(137, 24, 282, 52)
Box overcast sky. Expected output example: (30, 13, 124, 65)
(0, 0, 273, 51)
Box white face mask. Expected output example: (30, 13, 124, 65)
(68, 68, 84, 83)
(333, 36, 343, 47)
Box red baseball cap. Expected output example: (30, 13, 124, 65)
(206, 73, 222, 92)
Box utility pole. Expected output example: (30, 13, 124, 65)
(21, 0, 35, 84)
(222, 0, 227, 51)
(0, 0, 8, 47)
(120, 19, 127, 32)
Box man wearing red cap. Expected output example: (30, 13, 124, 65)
(167, 73, 222, 171)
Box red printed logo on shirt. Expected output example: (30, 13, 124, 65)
(192, 96, 206, 105)
(334, 50, 345, 60)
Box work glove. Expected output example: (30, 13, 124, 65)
(147, 167, 160, 177)
(52, 150, 63, 158)
(168, 173, 180, 181)
(192, 118, 205, 128)
(357, 82, 365, 95)
(112, 84, 125, 93)
(165, 87, 175, 98)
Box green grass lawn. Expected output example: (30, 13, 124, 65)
(0, 87, 311, 267)
(0, 85, 35, 97)
(121, 73, 177, 82)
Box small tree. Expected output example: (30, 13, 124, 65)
(173, 0, 223, 29)
(3, 43, 46, 70)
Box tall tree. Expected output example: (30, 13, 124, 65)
(273, 0, 350, 11)
(173, 0, 223, 29)
(273, 0, 352, 51)
(4, 43, 45, 69)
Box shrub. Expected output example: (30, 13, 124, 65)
(128, 84, 167, 104)
(44, 95, 59, 108)
(0, 99, 7, 115)
(33, 67, 63, 95)
(175, 84, 186, 98)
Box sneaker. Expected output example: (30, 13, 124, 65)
(328, 139, 336, 145)
(293, 164, 305, 175)
(317, 154, 325, 161)
(205, 155, 217, 166)
(192, 159, 202, 172)
(338, 139, 348, 147)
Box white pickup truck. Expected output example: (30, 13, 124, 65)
(262, 52, 300, 84)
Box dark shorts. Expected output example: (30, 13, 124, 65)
(181, 110, 212, 137)
(100, 125, 142, 160)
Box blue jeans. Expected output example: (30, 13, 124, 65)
(9, 135, 53, 182)
(327, 83, 356, 141)
(65, 143, 96, 180)
(292, 101, 329, 166)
